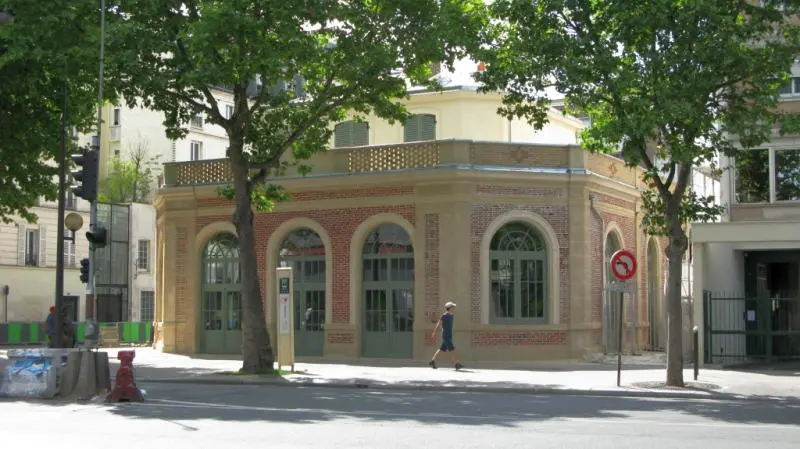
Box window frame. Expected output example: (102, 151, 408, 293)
(403, 113, 437, 143)
(190, 114, 204, 129)
(733, 146, 800, 204)
(488, 222, 548, 324)
(190, 140, 203, 161)
(137, 239, 151, 271)
(140, 290, 155, 322)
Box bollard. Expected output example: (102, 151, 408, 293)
(692, 326, 699, 381)
(105, 350, 144, 403)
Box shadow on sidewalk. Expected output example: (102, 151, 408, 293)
(92, 383, 800, 428)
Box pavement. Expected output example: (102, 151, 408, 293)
(3, 346, 797, 402)
(1, 383, 799, 448)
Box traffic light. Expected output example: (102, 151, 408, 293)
(70, 150, 99, 202)
(86, 225, 107, 249)
(79, 258, 90, 283)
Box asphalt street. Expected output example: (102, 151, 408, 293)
(1, 383, 799, 448)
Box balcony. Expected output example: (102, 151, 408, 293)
(161, 140, 641, 189)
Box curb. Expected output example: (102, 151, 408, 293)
(136, 376, 765, 402)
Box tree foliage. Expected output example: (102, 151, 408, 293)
(0, 1, 107, 223)
(476, 0, 800, 386)
(98, 138, 159, 204)
(105, 0, 486, 372)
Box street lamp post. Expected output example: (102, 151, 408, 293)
(54, 68, 69, 348)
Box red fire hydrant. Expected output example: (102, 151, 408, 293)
(106, 350, 144, 403)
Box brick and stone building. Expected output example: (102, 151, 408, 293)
(153, 84, 664, 362)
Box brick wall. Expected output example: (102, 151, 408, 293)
(175, 228, 188, 332)
(424, 213, 440, 324)
(470, 203, 571, 326)
(473, 331, 568, 346)
(194, 198, 416, 325)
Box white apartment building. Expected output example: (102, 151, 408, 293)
(0, 194, 91, 323)
(692, 62, 800, 365)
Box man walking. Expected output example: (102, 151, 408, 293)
(429, 301, 464, 370)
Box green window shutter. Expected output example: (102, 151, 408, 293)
(404, 115, 420, 142)
(334, 121, 353, 148)
(419, 114, 436, 141)
(352, 122, 369, 146)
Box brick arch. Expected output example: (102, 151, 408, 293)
(602, 223, 625, 284)
(479, 210, 561, 325)
(196, 221, 238, 258)
(265, 218, 333, 325)
(349, 213, 418, 327)
(193, 221, 238, 351)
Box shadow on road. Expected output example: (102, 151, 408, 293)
(83, 383, 800, 428)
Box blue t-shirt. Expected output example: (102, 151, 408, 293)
(440, 313, 454, 340)
(46, 314, 55, 335)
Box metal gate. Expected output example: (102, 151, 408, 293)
(704, 291, 800, 364)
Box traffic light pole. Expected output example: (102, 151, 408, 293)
(54, 70, 68, 349)
(87, 0, 106, 321)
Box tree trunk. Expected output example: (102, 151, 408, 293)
(231, 157, 275, 374)
(664, 218, 688, 387)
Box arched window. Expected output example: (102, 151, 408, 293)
(403, 114, 436, 142)
(279, 228, 326, 357)
(334, 120, 369, 148)
(200, 232, 242, 354)
(489, 222, 547, 323)
(361, 223, 414, 358)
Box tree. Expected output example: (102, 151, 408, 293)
(0, 1, 108, 223)
(476, 0, 800, 386)
(106, 0, 486, 373)
(99, 137, 159, 203)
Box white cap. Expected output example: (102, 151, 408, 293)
(445, 301, 456, 308)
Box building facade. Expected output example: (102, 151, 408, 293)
(0, 195, 91, 323)
(154, 89, 667, 361)
(692, 63, 800, 365)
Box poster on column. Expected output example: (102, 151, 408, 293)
(278, 277, 291, 335)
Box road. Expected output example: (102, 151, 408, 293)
(1, 383, 799, 448)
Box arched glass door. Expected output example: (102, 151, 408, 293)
(279, 228, 326, 357)
(362, 224, 414, 358)
(200, 233, 242, 354)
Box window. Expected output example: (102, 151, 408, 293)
(65, 190, 77, 210)
(25, 229, 39, 266)
(735, 149, 770, 203)
(191, 114, 204, 129)
(777, 76, 800, 96)
(734, 147, 800, 204)
(225, 104, 234, 119)
(137, 239, 150, 271)
(403, 114, 436, 142)
(334, 121, 369, 148)
(190, 141, 203, 161)
(64, 228, 76, 267)
(489, 222, 547, 323)
(140, 290, 155, 322)
(112, 108, 121, 126)
(774, 149, 800, 201)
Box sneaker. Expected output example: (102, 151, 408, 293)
(429, 360, 437, 369)
(455, 363, 464, 370)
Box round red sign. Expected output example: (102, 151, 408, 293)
(610, 250, 637, 282)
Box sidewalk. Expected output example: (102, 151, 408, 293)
(2, 347, 798, 401)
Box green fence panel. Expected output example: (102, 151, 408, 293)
(28, 323, 40, 343)
(131, 322, 141, 342)
(76, 323, 86, 342)
(144, 322, 152, 343)
(7, 323, 22, 344)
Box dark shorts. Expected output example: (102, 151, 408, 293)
(440, 339, 455, 352)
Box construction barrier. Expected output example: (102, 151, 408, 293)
(0, 322, 153, 346)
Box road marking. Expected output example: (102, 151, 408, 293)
(142, 398, 799, 431)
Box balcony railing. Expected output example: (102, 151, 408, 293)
(162, 140, 641, 188)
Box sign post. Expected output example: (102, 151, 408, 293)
(276, 267, 295, 372)
(609, 249, 637, 387)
